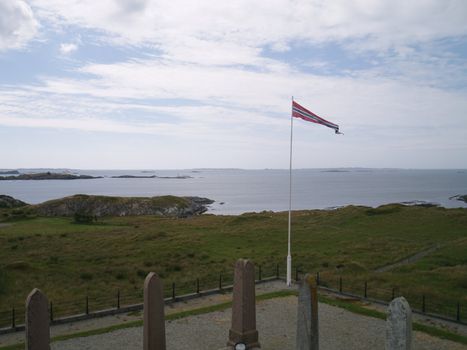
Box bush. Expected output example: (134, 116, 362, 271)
(0, 269, 7, 295)
(80, 272, 93, 280)
(73, 212, 97, 224)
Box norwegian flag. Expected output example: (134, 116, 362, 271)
(292, 101, 342, 134)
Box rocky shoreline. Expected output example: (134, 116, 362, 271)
(449, 194, 467, 203)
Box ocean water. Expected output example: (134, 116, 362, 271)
(1, 168, 466, 214)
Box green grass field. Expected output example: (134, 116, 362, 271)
(0, 204, 466, 326)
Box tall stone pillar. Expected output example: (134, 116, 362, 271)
(386, 297, 412, 350)
(227, 259, 260, 349)
(25, 288, 50, 350)
(144, 272, 166, 350)
(296, 274, 319, 350)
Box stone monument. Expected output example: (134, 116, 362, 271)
(296, 273, 319, 350)
(144, 272, 166, 350)
(386, 297, 412, 350)
(227, 259, 260, 349)
(25, 288, 50, 350)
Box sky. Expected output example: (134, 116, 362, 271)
(0, 0, 467, 169)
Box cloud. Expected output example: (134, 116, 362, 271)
(31, 0, 467, 53)
(59, 42, 78, 54)
(0, 0, 39, 51)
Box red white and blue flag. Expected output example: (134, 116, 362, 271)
(292, 101, 342, 134)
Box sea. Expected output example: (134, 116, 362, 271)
(1, 168, 467, 215)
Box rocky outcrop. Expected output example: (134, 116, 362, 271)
(33, 195, 214, 218)
(450, 194, 467, 203)
(0, 195, 28, 208)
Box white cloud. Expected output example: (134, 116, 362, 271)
(59, 42, 78, 54)
(0, 0, 39, 51)
(1, 1, 467, 168)
(31, 0, 467, 53)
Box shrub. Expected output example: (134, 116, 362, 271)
(0, 269, 7, 295)
(80, 272, 93, 280)
(73, 212, 97, 224)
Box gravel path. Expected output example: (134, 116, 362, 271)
(51, 296, 466, 350)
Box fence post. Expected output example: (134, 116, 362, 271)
(364, 281, 367, 298)
(196, 278, 200, 294)
(11, 308, 15, 329)
(276, 263, 279, 279)
(457, 302, 460, 322)
(50, 301, 53, 322)
(316, 272, 320, 286)
(85, 296, 89, 315)
(339, 277, 342, 293)
(117, 289, 120, 309)
(219, 274, 222, 290)
(259, 265, 262, 281)
(422, 295, 426, 313)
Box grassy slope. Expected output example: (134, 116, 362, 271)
(0, 205, 466, 322)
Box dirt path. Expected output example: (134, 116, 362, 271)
(375, 244, 442, 272)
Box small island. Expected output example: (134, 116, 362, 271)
(0, 172, 101, 180)
(0, 170, 20, 175)
(111, 175, 192, 179)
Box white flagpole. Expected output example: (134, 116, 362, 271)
(287, 96, 294, 286)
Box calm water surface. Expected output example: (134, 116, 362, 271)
(1, 169, 466, 214)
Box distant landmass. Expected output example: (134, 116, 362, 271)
(0, 170, 20, 175)
(111, 175, 192, 179)
(0, 172, 101, 180)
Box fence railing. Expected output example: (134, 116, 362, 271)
(0, 262, 464, 334)
(295, 268, 465, 325)
(0, 262, 281, 333)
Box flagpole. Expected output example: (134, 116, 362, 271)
(287, 96, 294, 286)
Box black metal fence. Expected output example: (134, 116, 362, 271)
(0, 262, 464, 333)
(295, 268, 465, 325)
(0, 262, 281, 332)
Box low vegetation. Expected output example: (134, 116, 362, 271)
(0, 204, 466, 325)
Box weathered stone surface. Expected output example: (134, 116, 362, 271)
(34, 195, 213, 218)
(227, 259, 260, 349)
(386, 297, 412, 350)
(296, 274, 319, 350)
(144, 272, 166, 350)
(0, 195, 28, 208)
(25, 288, 50, 350)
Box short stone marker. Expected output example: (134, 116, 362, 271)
(25, 288, 50, 350)
(386, 296, 412, 350)
(227, 259, 260, 349)
(144, 272, 166, 350)
(296, 273, 319, 350)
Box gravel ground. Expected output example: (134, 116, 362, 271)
(51, 296, 466, 350)
(0, 281, 286, 347)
